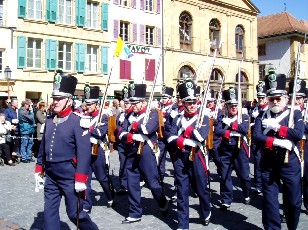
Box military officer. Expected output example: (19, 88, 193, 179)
(81, 85, 115, 212)
(34, 72, 98, 230)
(215, 87, 251, 210)
(165, 79, 211, 228)
(250, 81, 268, 195)
(118, 82, 168, 224)
(304, 87, 308, 216)
(253, 73, 304, 230)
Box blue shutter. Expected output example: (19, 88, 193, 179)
(79, 43, 86, 72)
(101, 46, 108, 74)
(50, 0, 58, 22)
(75, 43, 80, 72)
(46, 0, 50, 21)
(50, 40, 58, 70)
(78, 0, 86, 27)
(18, 0, 27, 18)
(101, 3, 109, 31)
(46, 40, 50, 69)
(17, 36, 26, 68)
(75, 0, 79, 25)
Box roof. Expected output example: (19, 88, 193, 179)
(258, 11, 308, 38)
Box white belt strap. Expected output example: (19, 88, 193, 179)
(263, 109, 290, 135)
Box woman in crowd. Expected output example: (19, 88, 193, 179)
(35, 101, 47, 156)
(0, 113, 15, 166)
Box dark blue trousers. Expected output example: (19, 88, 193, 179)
(219, 145, 251, 205)
(174, 151, 211, 229)
(252, 144, 262, 191)
(126, 145, 167, 218)
(84, 149, 114, 211)
(118, 143, 128, 190)
(303, 141, 308, 211)
(261, 152, 301, 230)
(44, 161, 98, 230)
(158, 139, 167, 180)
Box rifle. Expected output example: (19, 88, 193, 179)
(237, 51, 244, 149)
(285, 42, 303, 163)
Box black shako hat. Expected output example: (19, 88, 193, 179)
(288, 79, 306, 97)
(122, 86, 129, 102)
(176, 79, 185, 98)
(128, 81, 147, 103)
(196, 86, 201, 97)
(264, 68, 287, 97)
(84, 83, 100, 104)
(52, 70, 77, 98)
(178, 80, 197, 102)
(256, 80, 266, 97)
(223, 87, 238, 104)
(161, 84, 174, 98)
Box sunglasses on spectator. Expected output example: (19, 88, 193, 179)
(268, 97, 282, 102)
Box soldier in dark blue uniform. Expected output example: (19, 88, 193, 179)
(34, 72, 98, 230)
(253, 73, 304, 230)
(115, 86, 132, 195)
(250, 81, 268, 195)
(304, 87, 308, 216)
(165, 80, 211, 228)
(118, 83, 168, 224)
(81, 84, 115, 212)
(215, 87, 251, 210)
(157, 84, 174, 181)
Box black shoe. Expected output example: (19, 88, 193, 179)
(122, 217, 141, 224)
(251, 189, 262, 195)
(160, 200, 169, 217)
(21, 159, 29, 163)
(281, 214, 286, 223)
(83, 209, 91, 214)
(244, 197, 251, 205)
(220, 204, 230, 211)
(107, 200, 114, 208)
(203, 218, 210, 226)
(116, 188, 128, 196)
(28, 158, 35, 162)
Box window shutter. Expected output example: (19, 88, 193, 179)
(46, 0, 50, 20)
(101, 3, 109, 31)
(50, 0, 58, 22)
(120, 59, 125, 79)
(75, 43, 80, 72)
(78, 0, 86, 27)
(46, 39, 50, 69)
(132, 0, 136, 9)
(17, 36, 26, 68)
(18, 0, 27, 18)
(113, 0, 119, 5)
(145, 59, 155, 81)
(140, 0, 144, 10)
(125, 60, 131, 79)
(157, 27, 161, 46)
(114, 20, 119, 40)
(156, 0, 161, 14)
(50, 40, 58, 70)
(133, 24, 137, 43)
(139, 24, 145, 44)
(79, 43, 86, 72)
(75, 0, 79, 25)
(101, 46, 108, 74)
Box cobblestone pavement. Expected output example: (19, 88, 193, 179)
(0, 151, 307, 230)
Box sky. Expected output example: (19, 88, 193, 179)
(251, 0, 308, 20)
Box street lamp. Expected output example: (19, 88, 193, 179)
(4, 66, 12, 100)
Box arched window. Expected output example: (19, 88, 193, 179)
(210, 68, 223, 81)
(235, 25, 244, 53)
(235, 71, 248, 100)
(178, 65, 195, 80)
(209, 19, 220, 50)
(179, 12, 192, 51)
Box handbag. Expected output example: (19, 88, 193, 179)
(5, 133, 12, 143)
(40, 123, 45, 134)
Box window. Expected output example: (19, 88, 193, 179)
(27, 0, 43, 20)
(210, 69, 222, 81)
(145, 59, 155, 81)
(258, 44, 266, 56)
(27, 38, 42, 68)
(178, 65, 194, 79)
(86, 45, 98, 72)
(59, 0, 72, 24)
(209, 19, 220, 50)
(120, 0, 129, 7)
(58, 42, 72, 71)
(235, 71, 248, 83)
(146, 26, 154, 45)
(0, 0, 3, 26)
(179, 12, 192, 51)
(259, 64, 266, 80)
(86, 2, 98, 29)
(0, 51, 2, 73)
(120, 21, 129, 42)
(120, 60, 131, 79)
(235, 25, 244, 53)
(145, 0, 153, 11)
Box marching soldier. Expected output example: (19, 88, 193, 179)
(158, 84, 174, 180)
(215, 87, 251, 210)
(304, 87, 308, 216)
(253, 73, 304, 229)
(34, 72, 98, 230)
(250, 81, 268, 195)
(165, 80, 211, 228)
(82, 85, 115, 213)
(116, 86, 132, 195)
(118, 82, 168, 224)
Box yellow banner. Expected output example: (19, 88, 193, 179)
(114, 37, 124, 57)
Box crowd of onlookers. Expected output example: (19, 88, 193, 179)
(0, 97, 125, 167)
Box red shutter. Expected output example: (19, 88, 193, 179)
(120, 60, 131, 79)
(120, 59, 125, 79)
(145, 59, 155, 81)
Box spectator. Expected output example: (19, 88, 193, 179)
(0, 113, 15, 166)
(4, 98, 20, 158)
(34, 101, 47, 157)
(19, 99, 35, 163)
(119, 100, 125, 111)
(112, 99, 121, 117)
(104, 101, 113, 116)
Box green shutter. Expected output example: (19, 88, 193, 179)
(75, 43, 80, 72)
(79, 0, 86, 27)
(50, 40, 58, 70)
(101, 46, 108, 74)
(101, 3, 109, 31)
(46, 0, 50, 21)
(17, 36, 26, 68)
(46, 39, 50, 69)
(79, 43, 86, 72)
(50, 0, 58, 22)
(18, 0, 27, 18)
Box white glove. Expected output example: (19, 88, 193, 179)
(75, 182, 87, 192)
(12, 119, 19, 124)
(251, 109, 259, 118)
(132, 134, 145, 142)
(262, 119, 280, 132)
(183, 138, 197, 147)
(34, 173, 44, 192)
(230, 131, 241, 137)
(90, 137, 98, 144)
(222, 118, 232, 126)
(273, 139, 292, 151)
(250, 123, 255, 127)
